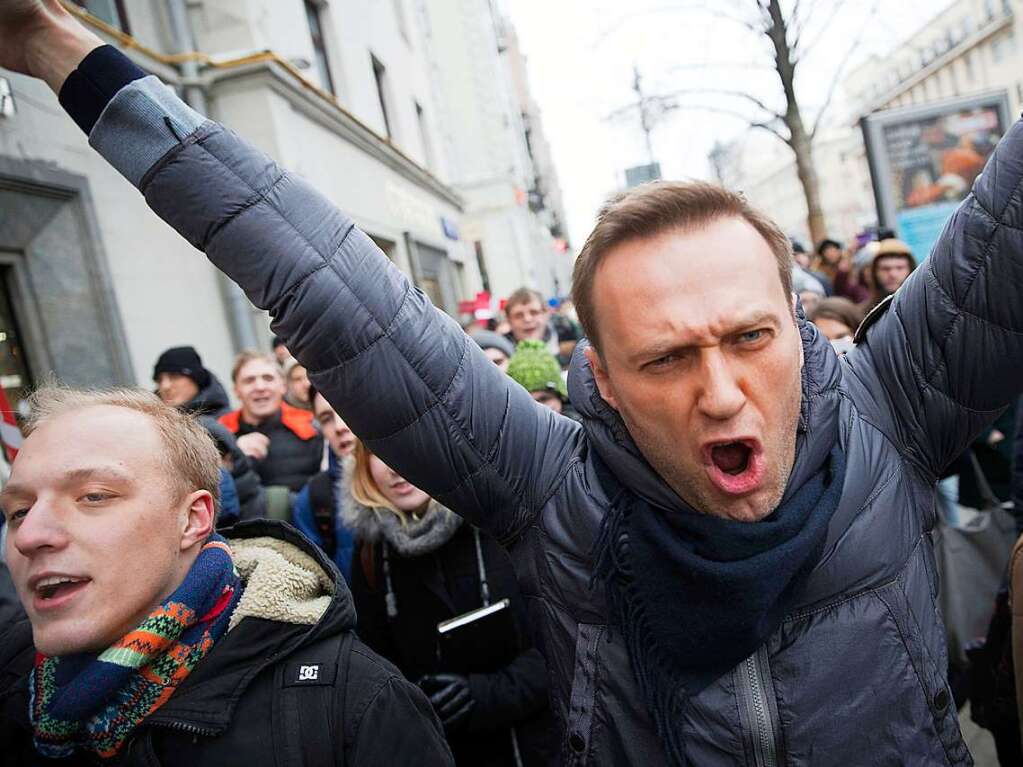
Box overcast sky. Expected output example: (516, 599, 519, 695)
(504, 0, 957, 247)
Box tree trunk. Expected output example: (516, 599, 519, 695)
(765, 0, 828, 245)
(790, 125, 827, 245)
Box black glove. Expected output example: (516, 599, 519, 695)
(418, 673, 476, 733)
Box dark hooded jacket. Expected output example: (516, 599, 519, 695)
(342, 461, 556, 765)
(166, 374, 267, 521)
(202, 417, 268, 523)
(0, 559, 23, 630)
(181, 375, 232, 420)
(0, 520, 453, 766)
(79, 71, 1023, 765)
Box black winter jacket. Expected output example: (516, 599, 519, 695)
(0, 560, 23, 629)
(202, 417, 268, 522)
(182, 376, 232, 420)
(0, 520, 453, 766)
(79, 70, 1023, 765)
(1013, 400, 1023, 532)
(347, 498, 555, 765)
(174, 376, 267, 520)
(221, 405, 324, 492)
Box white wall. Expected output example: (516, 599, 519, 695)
(0, 73, 239, 389)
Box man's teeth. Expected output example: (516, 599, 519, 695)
(36, 576, 84, 591)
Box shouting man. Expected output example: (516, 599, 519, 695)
(4, 4, 1021, 764)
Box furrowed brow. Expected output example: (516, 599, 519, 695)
(725, 311, 780, 334)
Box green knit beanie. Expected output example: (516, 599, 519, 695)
(506, 340, 567, 399)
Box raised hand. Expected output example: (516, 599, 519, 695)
(235, 432, 271, 461)
(0, 0, 103, 92)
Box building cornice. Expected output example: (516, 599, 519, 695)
(199, 62, 463, 209)
(858, 11, 1013, 116)
(59, 0, 463, 211)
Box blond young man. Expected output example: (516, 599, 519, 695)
(0, 385, 451, 765)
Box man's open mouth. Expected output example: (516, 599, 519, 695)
(32, 576, 91, 607)
(711, 442, 752, 475)
(703, 439, 764, 496)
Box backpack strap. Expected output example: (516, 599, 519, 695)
(308, 471, 337, 556)
(274, 630, 354, 767)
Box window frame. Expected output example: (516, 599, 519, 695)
(304, 0, 336, 96)
(371, 53, 393, 139)
(72, 0, 131, 34)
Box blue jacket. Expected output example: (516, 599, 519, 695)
(84, 73, 1023, 766)
(291, 452, 354, 583)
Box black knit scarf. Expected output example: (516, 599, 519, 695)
(592, 444, 846, 766)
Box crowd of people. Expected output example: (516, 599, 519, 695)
(3, 3, 1023, 766)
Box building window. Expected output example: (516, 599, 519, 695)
(71, 0, 130, 33)
(473, 241, 491, 294)
(369, 234, 397, 261)
(414, 101, 435, 170)
(0, 268, 33, 418)
(305, 1, 335, 95)
(991, 30, 1015, 64)
(371, 54, 394, 139)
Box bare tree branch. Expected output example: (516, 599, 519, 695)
(788, 0, 826, 52)
(662, 87, 786, 121)
(792, 0, 852, 61)
(674, 102, 791, 144)
(809, 0, 879, 137)
(667, 59, 774, 74)
(789, 0, 805, 41)
(593, 3, 761, 45)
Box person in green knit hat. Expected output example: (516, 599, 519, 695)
(506, 340, 571, 415)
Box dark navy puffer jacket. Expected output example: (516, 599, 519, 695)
(85, 75, 1023, 766)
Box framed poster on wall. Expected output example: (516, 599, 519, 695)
(861, 91, 1010, 262)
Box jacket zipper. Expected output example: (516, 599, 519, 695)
(145, 719, 219, 737)
(738, 648, 779, 767)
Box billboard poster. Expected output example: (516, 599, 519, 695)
(861, 92, 1009, 262)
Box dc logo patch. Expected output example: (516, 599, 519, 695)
(284, 659, 334, 687)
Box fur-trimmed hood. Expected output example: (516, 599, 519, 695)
(340, 456, 462, 557)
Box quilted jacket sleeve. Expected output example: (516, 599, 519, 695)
(88, 77, 583, 543)
(849, 118, 1023, 477)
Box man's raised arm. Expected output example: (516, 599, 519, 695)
(1, 1, 583, 542)
(848, 119, 1023, 478)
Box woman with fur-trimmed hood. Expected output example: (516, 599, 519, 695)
(344, 440, 556, 766)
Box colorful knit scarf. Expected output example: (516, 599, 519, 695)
(30, 534, 243, 759)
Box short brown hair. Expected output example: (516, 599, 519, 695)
(505, 287, 545, 314)
(232, 350, 282, 383)
(24, 384, 221, 514)
(808, 297, 863, 334)
(571, 181, 793, 350)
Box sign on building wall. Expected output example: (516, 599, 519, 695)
(625, 162, 661, 188)
(861, 92, 1009, 261)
